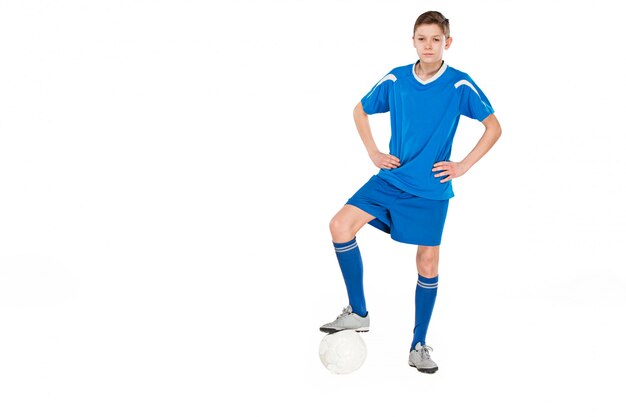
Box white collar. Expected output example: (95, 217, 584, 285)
(413, 60, 448, 85)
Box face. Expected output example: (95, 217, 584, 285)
(412, 23, 452, 64)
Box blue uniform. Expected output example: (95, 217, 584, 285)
(361, 61, 494, 200)
(347, 174, 449, 246)
(346, 61, 494, 245)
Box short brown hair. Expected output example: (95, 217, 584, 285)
(413, 11, 450, 38)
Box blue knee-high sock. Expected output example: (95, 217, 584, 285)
(411, 275, 438, 351)
(333, 238, 367, 317)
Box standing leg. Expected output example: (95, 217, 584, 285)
(411, 245, 440, 350)
(328, 204, 375, 317)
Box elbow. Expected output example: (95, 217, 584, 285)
(489, 126, 502, 144)
(494, 124, 502, 140)
(486, 115, 502, 140)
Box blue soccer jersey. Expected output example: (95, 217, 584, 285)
(361, 61, 494, 200)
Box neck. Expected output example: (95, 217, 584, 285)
(415, 60, 444, 80)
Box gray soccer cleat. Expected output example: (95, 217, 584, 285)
(319, 306, 369, 334)
(408, 343, 438, 374)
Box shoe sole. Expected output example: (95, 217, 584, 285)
(409, 363, 438, 374)
(319, 327, 369, 334)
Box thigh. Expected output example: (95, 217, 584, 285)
(345, 175, 394, 233)
(331, 204, 376, 232)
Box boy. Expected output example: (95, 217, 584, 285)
(320, 11, 502, 374)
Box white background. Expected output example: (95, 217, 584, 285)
(1, 0, 625, 415)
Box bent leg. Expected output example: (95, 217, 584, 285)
(328, 205, 376, 317)
(329, 204, 375, 243)
(411, 245, 441, 350)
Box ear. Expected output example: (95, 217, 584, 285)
(445, 36, 453, 50)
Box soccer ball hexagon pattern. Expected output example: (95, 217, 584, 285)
(319, 330, 367, 374)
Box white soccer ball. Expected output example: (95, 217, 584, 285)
(319, 330, 367, 374)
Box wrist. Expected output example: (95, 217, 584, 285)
(460, 159, 473, 172)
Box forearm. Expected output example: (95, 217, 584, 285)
(353, 102, 379, 156)
(461, 114, 502, 171)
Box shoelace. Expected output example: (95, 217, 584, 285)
(418, 345, 433, 360)
(336, 306, 352, 319)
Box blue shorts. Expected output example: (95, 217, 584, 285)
(346, 175, 449, 246)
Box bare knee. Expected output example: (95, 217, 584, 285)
(416, 248, 439, 277)
(329, 215, 355, 243)
(329, 205, 375, 243)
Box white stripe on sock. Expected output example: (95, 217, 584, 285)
(335, 241, 358, 253)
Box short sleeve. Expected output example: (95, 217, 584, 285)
(456, 77, 494, 121)
(360, 73, 395, 115)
